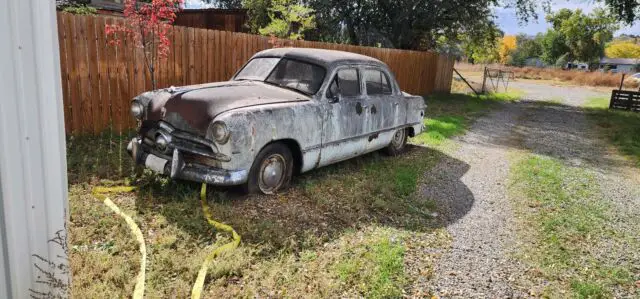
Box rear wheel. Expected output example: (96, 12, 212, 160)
(384, 128, 408, 156)
(245, 143, 293, 194)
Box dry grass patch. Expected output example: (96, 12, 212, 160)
(455, 62, 638, 89)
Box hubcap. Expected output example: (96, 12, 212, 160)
(391, 130, 405, 148)
(259, 154, 286, 193)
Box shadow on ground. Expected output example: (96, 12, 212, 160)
(128, 145, 473, 256)
(455, 100, 633, 172)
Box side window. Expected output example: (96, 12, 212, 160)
(327, 68, 360, 98)
(363, 69, 392, 95)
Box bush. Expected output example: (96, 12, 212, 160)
(62, 4, 97, 15)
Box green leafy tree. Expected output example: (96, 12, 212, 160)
(308, 0, 507, 50)
(545, 8, 618, 63)
(602, 0, 640, 24)
(540, 29, 570, 64)
(507, 33, 543, 66)
(257, 0, 315, 39)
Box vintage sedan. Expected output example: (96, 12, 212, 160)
(128, 48, 426, 194)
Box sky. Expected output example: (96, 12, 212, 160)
(495, 0, 640, 36)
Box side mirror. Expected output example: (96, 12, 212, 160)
(328, 94, 341, 104)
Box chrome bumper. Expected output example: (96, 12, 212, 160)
(127, 138, 248, 186)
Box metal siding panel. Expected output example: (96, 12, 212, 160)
(0, 0, 69, 297)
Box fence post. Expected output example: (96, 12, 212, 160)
(481, 66, 487, 93)
(619, 73, 625, 91)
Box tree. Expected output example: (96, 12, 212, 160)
(105, 0, 183, 90)
(605, 42, 640, 58)
(258, 0, 315, 39)
(242, 0, 272, 34)
(540, 29, 570, 65)
(308, 0, 506, 50)
(499, 35, 517, 64)
(505, 34, 543, 66)
(545, 8, 618, 63)
(602, 0, 640, 24)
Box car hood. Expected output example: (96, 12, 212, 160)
(145, 80, 310, 135)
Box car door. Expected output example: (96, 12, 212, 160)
(319, 66, 370, 166)
(361, 67, 406, 150)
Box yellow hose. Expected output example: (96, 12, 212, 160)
(91, 186, 145, 299)
(191, 183, 241, 299)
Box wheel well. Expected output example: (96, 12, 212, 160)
(406, 126, 416, 137)
(266, 139, 303, 175)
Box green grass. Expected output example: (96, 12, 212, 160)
(584, 96, 640, 167)
(334, 227, 407, 298)
(510, 155, 639, 298)
(411, 92, 520, 146)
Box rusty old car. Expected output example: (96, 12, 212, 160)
(127, 48, 426, 194)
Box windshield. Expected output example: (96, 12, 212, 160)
(235, 58, 280, 81)
(235, 57, 326, 95)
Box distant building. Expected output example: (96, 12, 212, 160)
(565, 61, 589, 71)
(599, 58, 640, 73)
(89, 0, 248, 32)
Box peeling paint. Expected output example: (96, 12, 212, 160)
(128, 48, 426, 187)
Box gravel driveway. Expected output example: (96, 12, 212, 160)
(415, 82, 640, 298)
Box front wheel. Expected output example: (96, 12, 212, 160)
(245, 143, 294, 195)
(384, 128, 408, 156)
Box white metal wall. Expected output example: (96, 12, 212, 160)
(0, 0, 70, 297)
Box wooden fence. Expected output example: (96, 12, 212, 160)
(56, 12, 454, 134)
(610, 90, 640, 112)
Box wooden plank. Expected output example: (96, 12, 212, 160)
(65, 13, 82, 133)
(76, 15, 92, 133)
(207, 30, 215, 83)
(173, 26, 183, 86)
(167, 25, 176, 88)
(104, 16, 118, 132)
(56, 13, 72, 134)
(116, 17, 129, 132)
(86, 15, 102, 133)
(220, 31, 228, 79)
(187, 27, 196, 84)
(95, 15, 111, 131)
(195, 28, 205, 84)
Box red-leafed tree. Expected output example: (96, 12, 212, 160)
(105, 0, 183, 90)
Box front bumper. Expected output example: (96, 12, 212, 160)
(127, 138, 248, 186)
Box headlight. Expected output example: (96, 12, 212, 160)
(211, 121, 230, 144)
(155, 133, 169, 152)
(131, 101, 144, 119)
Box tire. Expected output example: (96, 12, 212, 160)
(384, 128, 408, 156)
(245, 142, 294, 195)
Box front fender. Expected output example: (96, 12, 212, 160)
(211, 102, 324, 171)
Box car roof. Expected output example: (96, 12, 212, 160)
(252, 47, 386, 69)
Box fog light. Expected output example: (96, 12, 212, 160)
(131, 101, 144, 119)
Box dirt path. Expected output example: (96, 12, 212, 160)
(416, 84, 640, 297)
